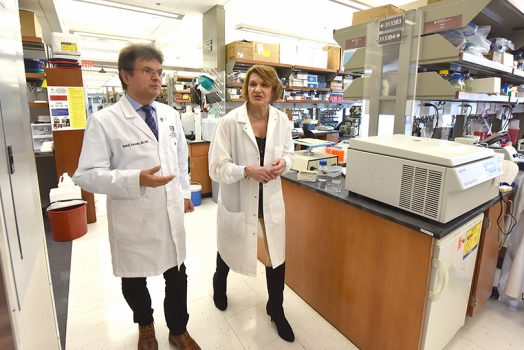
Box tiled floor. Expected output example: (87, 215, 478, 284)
(65, 197, 524, 350)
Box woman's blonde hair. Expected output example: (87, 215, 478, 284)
(242, 65, 283, 103)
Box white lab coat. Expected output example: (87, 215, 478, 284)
(499, 172, 524, 304)
(208, 104, 294, 276)
(73, 96, 190, 277)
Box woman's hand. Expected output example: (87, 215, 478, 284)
(245, 165, 275, 184)
(269, 158, 286, 177)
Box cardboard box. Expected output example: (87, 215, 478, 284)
(352, 4, 405, 26)
(226, 41, 254, 61)
(323, 46, 341, 70)
(311, 47, 328, 69)
(280, 43, 297, 65)
(253, 42, 279, 63)
(19, 10, 42, 38)
(485, 52, 514, 67)
(401, 0, 444, 10)
(469, 77, 501, 94)
(295, 46, 315, 67)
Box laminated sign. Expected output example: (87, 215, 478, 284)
(463, 222, 481, 259)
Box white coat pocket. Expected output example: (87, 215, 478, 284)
(218, 204, 246, 238)
(274, 145, 284, 161)
(110, 198, 148, 238)
(268, 192, 285, 223)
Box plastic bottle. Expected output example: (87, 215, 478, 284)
(449, 73, 465, 91)
(194, 106, 202, 142)
(318, 159, 328, 182)
(58, 173, 74, 188)
(515, 51, 524, 70)
(463, 71, 473, 92)
(438, 69, 449, 81)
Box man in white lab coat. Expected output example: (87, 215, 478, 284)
(74, 44, 200, 350)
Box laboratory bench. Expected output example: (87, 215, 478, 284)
(281, 172, 502, 350)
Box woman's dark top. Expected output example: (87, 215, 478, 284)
(255, 136, 266, 218)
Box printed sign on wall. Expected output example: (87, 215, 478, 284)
(48, 86, 87, 130)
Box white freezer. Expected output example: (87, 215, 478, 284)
(421, 213, 484, 350)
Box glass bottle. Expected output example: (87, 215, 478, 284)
(463, 71, 473, 92)
(515, 51, 524, 70)
(449, 73, 465, 91)
(318, 159, 328, 182)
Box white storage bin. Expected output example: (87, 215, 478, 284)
(31, 122, 52, 135)
(51, 32, 81, 54)
(469, 77, 501, 94)
(32, 135, 53, 152)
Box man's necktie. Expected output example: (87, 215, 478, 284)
(140, 105, 158, 140)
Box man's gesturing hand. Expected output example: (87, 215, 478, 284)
(139, 166, 175, 187)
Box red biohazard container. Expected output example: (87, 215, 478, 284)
(47, 201, 88, 242)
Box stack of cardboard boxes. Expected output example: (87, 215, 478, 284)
(226, 40, 342, 71)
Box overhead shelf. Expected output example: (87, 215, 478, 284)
(471, 0, 524, 48)
(25, 73, 45, 80)
(176, 76, 196, 81)
(287, 86, 331, 92)
(226, 82, 243, 88)
(226, 59, 343, 82)
(227, 99, 352, 105)
(344, 34, 524, 84)
(29, 101, 49, 108)
(226, 59, 293, 76)
(344, 72, 516, 103)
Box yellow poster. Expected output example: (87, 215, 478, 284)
(67, 87, 87, 129)
(48, 86, 87, 130)
(463, 222, 481, 259)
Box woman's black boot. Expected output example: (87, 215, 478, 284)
(213, 252, 230, 311)
(265, 263, 295, 342)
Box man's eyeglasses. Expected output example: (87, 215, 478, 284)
(135, 67, 165, 78)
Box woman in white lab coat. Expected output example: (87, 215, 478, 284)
(208, 65, 295, 342)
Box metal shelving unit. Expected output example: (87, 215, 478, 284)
(333, 0, 524, 135)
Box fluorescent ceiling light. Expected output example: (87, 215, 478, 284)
(329, 0, 371, 11)
(235, 23, 336, 45)
(72, 0, 184, 20)
(72, 31, 153, 43)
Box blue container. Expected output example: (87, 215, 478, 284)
(190, 183, 202, 206)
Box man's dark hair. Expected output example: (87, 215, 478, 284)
(118, 44, 164, 90)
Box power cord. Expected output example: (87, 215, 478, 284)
(497, 191, 518, 251)
(424, 103, 440, 138)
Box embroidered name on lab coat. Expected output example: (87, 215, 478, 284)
(122, 140, 149, 148)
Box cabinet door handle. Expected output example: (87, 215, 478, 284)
(6, 145, 14, 174)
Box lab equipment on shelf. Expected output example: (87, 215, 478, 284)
(291, 138, 337, 172)
(346, 135, 502, 223)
